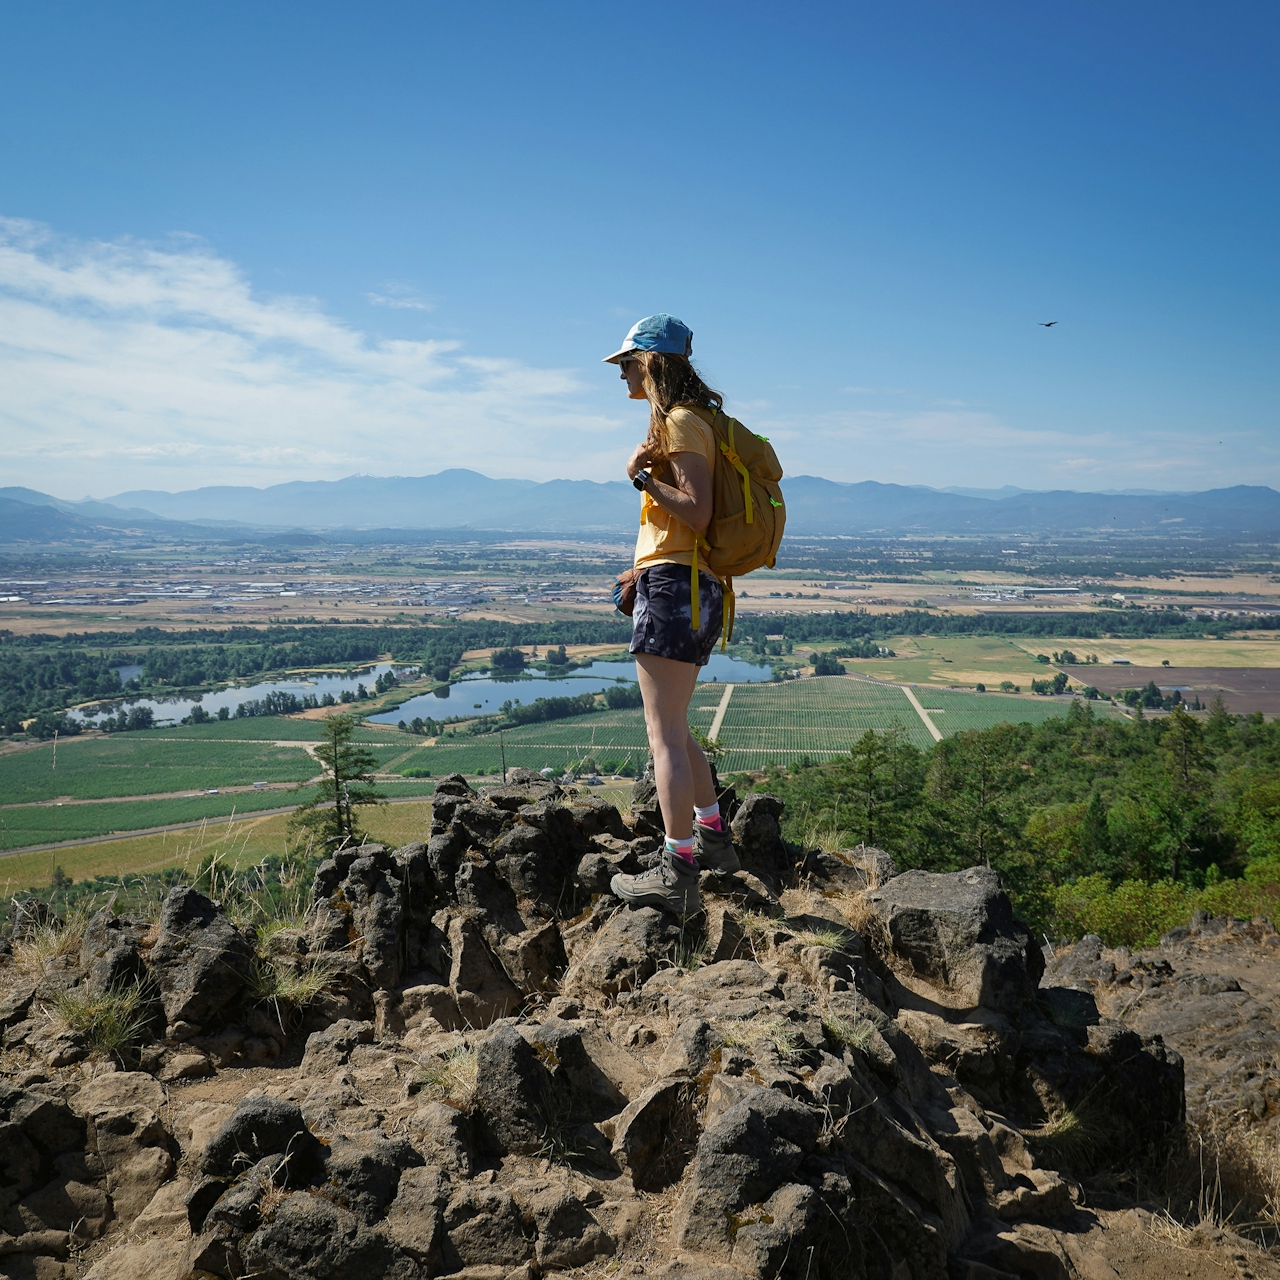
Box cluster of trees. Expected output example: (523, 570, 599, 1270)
(97, 705, 155, 733)
(1118, 680, 1203, 712)
(744, 699, 1280, 937)
(810, 653, 846, 676)
(0, 648, 123, 734)
(398, 716, 443, 736)
(832, 640, 896, 659)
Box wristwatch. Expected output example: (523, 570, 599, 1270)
(632, 469, 651, 491)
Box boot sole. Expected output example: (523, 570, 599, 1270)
(610, 873, 701, 916)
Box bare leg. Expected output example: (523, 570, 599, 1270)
(635, 653, 715, 840)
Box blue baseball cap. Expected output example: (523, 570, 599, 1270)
(602, 313, 693, 363)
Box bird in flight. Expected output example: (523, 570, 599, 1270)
(1038, 321, 1058, 327)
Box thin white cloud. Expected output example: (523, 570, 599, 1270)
(367, 282, 432, 310)
(0, 218, 629, 496)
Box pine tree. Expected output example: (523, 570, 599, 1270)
(289, 713, 385, 850)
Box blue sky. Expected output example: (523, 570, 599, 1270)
(1, 3, 1276, 496)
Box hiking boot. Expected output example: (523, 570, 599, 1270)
(611, 848, 702, 916)
(693, 821, 741, 873)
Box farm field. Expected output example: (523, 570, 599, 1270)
(393, 682, 725, 778)
(1008, 636, 1280, 668)
(714, 677, 934, 763)
(917, 687, 1127, 735)
(0, 800, 438, 897)
(153, 717, 412, 742)
(817, 635, 1060, 690)
(0, 788, 317, 852)
(0, 736, 322, 803)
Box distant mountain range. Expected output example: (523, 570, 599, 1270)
(3, 474, 1280, 543)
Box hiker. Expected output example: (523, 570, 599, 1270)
(602, 314, 785, 914)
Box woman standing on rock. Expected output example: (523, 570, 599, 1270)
(602, 315, 741, 916)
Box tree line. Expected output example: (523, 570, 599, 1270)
(745, 699, 1280, 941)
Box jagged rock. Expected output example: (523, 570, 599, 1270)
(701, 868, 783, 915)
(673, 1087, 821, 1256)
(301, 1019, 374, 1075)
(75, 1074, 174, 1227)
(448, 917, 522, 1026)
(576, 846, 641, 894)
(201, 1096, 318, 1179)
(408, 1101, 476, 1177)
(383, 1164, 451, 1266)
(26, 1023, 89, 1068)
(146, 887, 253, 1033)
(730, 792, 792, 890)
(10, 898, 53, 939)
(0, 980, 36, 1031)
(703, 904, 748, 963)
(321, 1132, 423, 1223)
(509, 1177, 614, 1268)
(610, 1078, 699, 1190)
(442, 1183, 532, 1268)
(521, 1018, 626, 1120)
(656, 1017, 721, 1078)
(77, 910, 146, 996)
(867, 866, 1044, 1013)
(129, 1177, 189, 1236)
(473, 1021, 558, 1155)
(433, 772, 476, 799)
(18, 1174, 111, 1239)
(0, 1088, 86, 1209)
(83, 1238, 186, 1280)
(800, 844, 897, 892)
(562, 907, 682, 1001)
(243, 1190, 421, 1279)
(401, 984, 463, 1032)
(495, 919, 567, 996)
(730, 1182, 826, 1279)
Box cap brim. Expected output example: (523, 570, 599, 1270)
(601, 347, 634, 364)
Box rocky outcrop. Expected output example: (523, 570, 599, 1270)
(0, 777, 1194, 1280)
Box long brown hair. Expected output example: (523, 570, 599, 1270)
(633, 352, 724, 464)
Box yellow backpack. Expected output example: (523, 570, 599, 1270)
(684, 404, 786, 645)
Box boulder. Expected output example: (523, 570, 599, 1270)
(145, 887, 253, 1032)
(472, 1021, 558, 1155)
(0, 1089, 86, 1201)
(442, 1183, 532, 1269)
(448, 916, 522, 1026)
(383, 1164, 451, 1267)
(77, 910, 146, 996)
(321, 1132, 423, 1223)
(673, 1087, 821, 1256)
(729, 792, 792, 890)
(610, 1078, 699, 1190)
(562, 907, 682, 1001)
(867, 867, 1044, 1012)
(243, 1190, 421, 1280)
(201, 1096, 318, 1179)
(509, 1177, 614, 1268)
(75, 1077, 174, 1227)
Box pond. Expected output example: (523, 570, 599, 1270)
(72, 662, 408, 726)
(368, 653, 775, 725)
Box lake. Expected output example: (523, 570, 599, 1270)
(73, 662, 407, 726)
(367, 653, 775, 725)
(71, 652, 775, 728)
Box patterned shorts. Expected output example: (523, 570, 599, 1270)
(629, 563, 724, 667)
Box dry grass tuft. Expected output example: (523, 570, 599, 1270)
(247, 956, 337, 1011)
(1164, 1111, 1280, 1235)
(412, 1045, 479, 1109)
(718, 1016, 804, 1063)
(822, 1012, 877, 1053)
(48, 983, 148, 1059)
(828, 890, 890, 959)
(12, 910, 89, 977)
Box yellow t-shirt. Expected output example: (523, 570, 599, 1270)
(633, 405, 716, 570)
